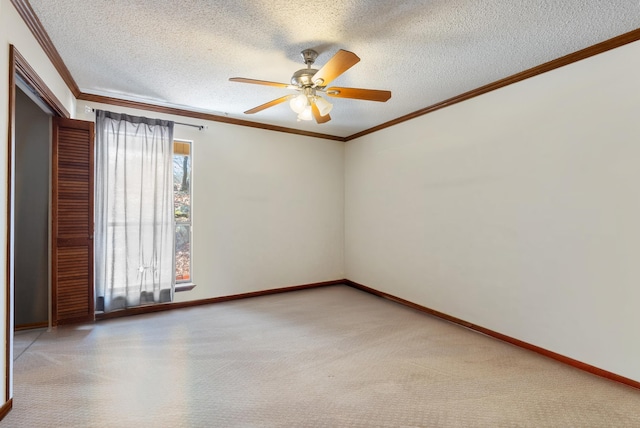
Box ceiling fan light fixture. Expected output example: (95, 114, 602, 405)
(297, 105, 313, 121)
(314, 96, 333, 116)
(231, 48, 390, 124)
(290, 93, 309, 113)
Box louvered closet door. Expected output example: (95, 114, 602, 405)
(52, 117, 95, 325)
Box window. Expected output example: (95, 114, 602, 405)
(174, 141, 192, 284)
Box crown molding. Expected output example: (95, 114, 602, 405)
(11, 0, 640, 142)
(345, 28, 640, 141)
(10, 0, 81, 97)
(77, 93, 346, 142)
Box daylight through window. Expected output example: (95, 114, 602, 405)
(174, 141, 192, 283)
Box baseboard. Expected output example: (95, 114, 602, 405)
(55, 313, 95, 326)
(0, 398, 13, 421)
(87, 277, 640, 389)
(14, 321, 48, 331)
(95, 279, 346, 321)
(345, 279, 640, 391)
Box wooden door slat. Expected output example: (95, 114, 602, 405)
(52, 118, 95, 325)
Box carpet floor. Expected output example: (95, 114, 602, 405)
(2, 285, 640, 427)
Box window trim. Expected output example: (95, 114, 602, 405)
(175, 283, 196, 293)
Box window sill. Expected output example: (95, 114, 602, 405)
(175, 283, 196, 292)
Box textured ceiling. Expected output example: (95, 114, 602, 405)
(27, 1, 640, 137)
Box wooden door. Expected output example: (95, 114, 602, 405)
(52, 117, 94, 325)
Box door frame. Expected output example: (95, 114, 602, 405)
(5, 45, 70, 404)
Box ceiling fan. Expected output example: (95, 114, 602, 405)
(229, 49, 391, 124)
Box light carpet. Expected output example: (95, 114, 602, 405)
(2, 285, 639, 427)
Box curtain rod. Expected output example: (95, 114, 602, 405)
(86, 107, 204, 130)
(175, 122, 204, 130)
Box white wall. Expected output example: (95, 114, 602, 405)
(0, 0, 77, 402)
(76, 103, 345, 302)
(3, 0, 639, 405)
(345, 40, 640, 382)
(2, 0, 344, 399)
(1, 0, 344, 403)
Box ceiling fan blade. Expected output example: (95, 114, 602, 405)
(229, 77, 292, 88)
(311, 49, 360, 88)
(311, 103, 331, 124)
(325, 87, 392, 102)
(244, 95, 293, 114)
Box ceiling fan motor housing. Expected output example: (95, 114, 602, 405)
(291, 68, 319, 87)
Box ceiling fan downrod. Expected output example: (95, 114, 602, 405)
(300, 49, 318, 68)
(291, 50, 320, 88)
